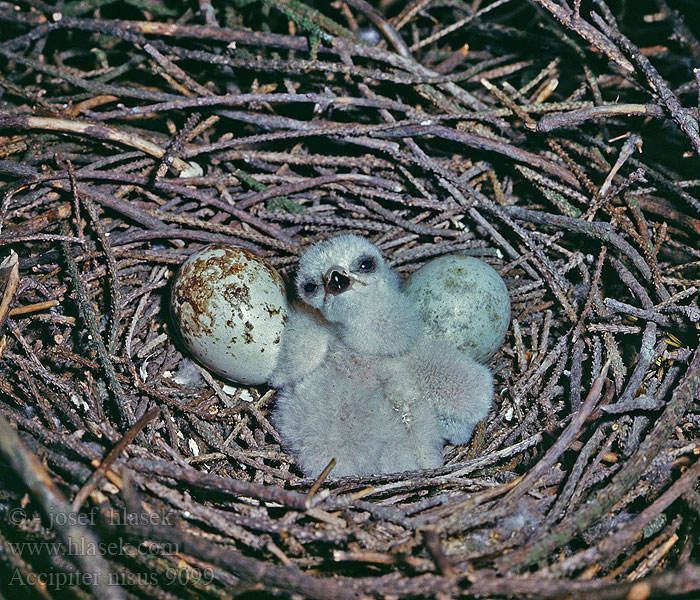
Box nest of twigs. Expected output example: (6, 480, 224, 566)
(1, 0, 700, 598)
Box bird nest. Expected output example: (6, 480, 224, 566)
(1, 1, 700, 598)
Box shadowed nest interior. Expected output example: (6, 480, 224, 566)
(1, 0, 700, 598)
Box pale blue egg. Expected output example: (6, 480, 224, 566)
(404, 255, 510, 362)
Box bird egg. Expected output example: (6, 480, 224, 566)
(404, 255, 510, 362)
(171, 245, 288, 384)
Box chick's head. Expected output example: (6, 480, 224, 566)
(295, 234, 400, 326)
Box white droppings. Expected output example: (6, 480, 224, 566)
(179, 161, 203, 178)
(70, 393, 89, 412)
(505, 405, 514, 421)
(239, 390, 255, 403)
(188, 439, 200, 457)
(138, 359, 149, 381)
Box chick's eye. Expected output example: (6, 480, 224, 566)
(302, 281, 318, 294)
(359, 257, 375, 272)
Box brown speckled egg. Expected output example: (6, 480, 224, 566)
(171, 245, 288, 384)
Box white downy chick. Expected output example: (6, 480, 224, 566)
(269, 234, 494, 477)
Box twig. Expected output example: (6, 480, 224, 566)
(60, 225, 136, 426)
(0, 412, 125, 600)
(307, 459, 336, 498)
(507, 344, 700, 570)
(72, 407, 160, 511)
(0, 113, 190, 173)
(591, 10, 700, 166)
(500, 360, 610, 507)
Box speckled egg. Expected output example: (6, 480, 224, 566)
(404, 255, 510, 363)
(171, 245, 288, 384)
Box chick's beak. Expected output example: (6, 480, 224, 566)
(324, 266, 352, 296)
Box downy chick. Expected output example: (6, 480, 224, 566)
(269, 234, 493, 477)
